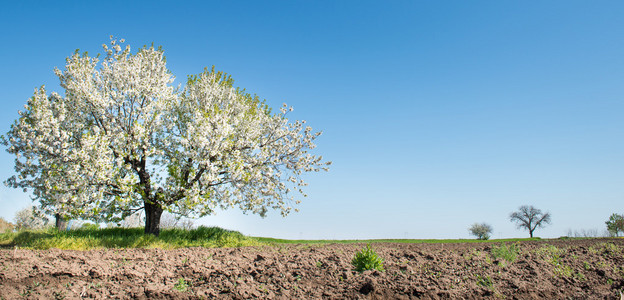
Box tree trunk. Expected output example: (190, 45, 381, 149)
(144, 201, 163, 236)
(55, 213, 68, 231)
(529, 230, 534, 238)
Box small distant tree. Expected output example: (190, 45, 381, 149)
(509, 205, 551, 238)
(14, 206, 49, 230)
(606, 213, 624, 237)
(469, 222, 493, 240)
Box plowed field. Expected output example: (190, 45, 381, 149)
(1, 239, 623, 299)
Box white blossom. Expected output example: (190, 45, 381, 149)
(2, 39, 330, 231)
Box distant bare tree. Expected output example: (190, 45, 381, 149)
(579, 229, 598, 238)
(510, 205, 551, 238)
(160, 213, 194, 230)
(566, 228, 605, 238)
(469, 223, 493, 240)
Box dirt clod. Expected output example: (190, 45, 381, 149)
(359, 280, 375, 295)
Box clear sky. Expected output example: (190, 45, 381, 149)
(1, 1, 623, 239)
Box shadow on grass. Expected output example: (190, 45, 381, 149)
(0, 226, 259, 250)
(0, 230, 56, 248)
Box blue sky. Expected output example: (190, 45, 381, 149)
(1, 1, 623, 239)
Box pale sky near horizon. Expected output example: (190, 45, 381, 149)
(1, 1, 623, 239)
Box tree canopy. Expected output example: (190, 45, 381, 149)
(605, 213, 624, 237)
(468, 222, 492, 240)
(2, 38, 330, 236)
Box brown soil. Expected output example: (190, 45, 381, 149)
(1, 239, 624, 299)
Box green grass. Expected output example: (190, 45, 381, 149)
(173, 278, 190, 292)
(0, 227, 576, 251)
(0, 226, 259, 250)
(255, 237, 541, 245)
(476, 274, 494, 288)
(491, 242, 520, 263)
(351, 244, 385, 272)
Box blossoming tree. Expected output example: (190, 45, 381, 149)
(3, 38, 330, 236)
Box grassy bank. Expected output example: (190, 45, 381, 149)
(0, 226, 260, 250)
(0, 227, 575, 250)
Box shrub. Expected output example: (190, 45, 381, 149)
(351, 244, 384, 272)
(173, 278, 189, 292)
(491, 242, 520, 263)
(469, 223, 493, 240)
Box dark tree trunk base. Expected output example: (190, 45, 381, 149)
(145, 202, 163, 236)
(55, 214, 68, 231)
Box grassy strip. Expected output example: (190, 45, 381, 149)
(255, 237, 543, 244)
(0, 226, 259, 250)
(0, 226, 573, 250)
